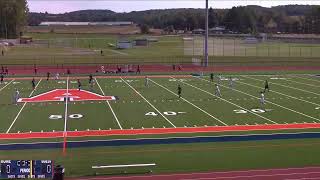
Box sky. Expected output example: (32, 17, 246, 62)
(27, 0, 320, 14)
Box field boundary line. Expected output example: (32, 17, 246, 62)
(282, 78, 320, 88)
(289, 75, 320, 83)
(6, 79, 42, 133)
(198, 77, 320, 122)
(149, 78, 228, 126)
(244, 76, 320, 96)
(120, 77, 176, 128)
(176, 77, 277, 124)
(95, 78, 123, 130)
(238, 77, 320, 107)
(0, 79, 14, 92)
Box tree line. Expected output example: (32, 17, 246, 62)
(0, 0, 28, 38)
(28, 5, 320, 34)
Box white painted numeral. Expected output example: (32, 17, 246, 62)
(145, 112, 158, 116)
(233, 109, 266, 114)
(69, 114, 83, 119)
(163, 111, 177, 116)
(233, 109, 247, 114)
(49, 115, 63, 120)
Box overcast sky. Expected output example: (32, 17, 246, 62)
(28, 0, 320, 13)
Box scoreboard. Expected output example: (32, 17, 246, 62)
(0, 160, 53, 179)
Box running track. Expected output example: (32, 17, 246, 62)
(67, 167, 320, 180)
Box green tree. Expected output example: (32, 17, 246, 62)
(140, 24, 150, 34)
(0, 0, 28, 38)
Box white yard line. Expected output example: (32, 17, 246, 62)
(120, 77, 176, 128)
(244, 76, 320, 96)
(281, 78, 320, 88)
(238, 78, 320, 107)
(6, 79, 42, 133)
(95, 78, 123, 130)
(63, 77, 69, 134)
(175, 77, 277, 124)
(149, 78, 228, 126)
(0, 79, 14, 92)
(198, 77, 320, 122)
(289, 75, 320, 84)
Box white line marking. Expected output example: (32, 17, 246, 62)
(179, 77, 277, 124)
(282, 78, 320, 88)
(290, 75, 320, 84)
(6, 79, 42, 133)
(198, 77, 320, 122)
(121, 77, 176, 128)
(95, 78, 123, 130)
(244, 76, 320, 96)
(0, 79, 14, 92)
(238, 78, 320, 107)
(149, 78, 228, 126)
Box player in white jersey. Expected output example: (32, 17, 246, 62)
(215, 84, 222, 97)
(101, 65, 105, 74)
(145, 76, 149, 87)
(14, 89, 20, 105)
(55, 73, 60, 80)
(229, 77, 234, 89)
(260, 91, 265, 109)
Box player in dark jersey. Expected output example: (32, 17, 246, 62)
(264, 80, 269, 93)
(178, 84, 182, 98)
(32, 78, 36, 90)
(46, 72, 50, 81)
(210, 73, 214, 82)
(78, 79, 82, 91)
(89, 74, 93, 84)
(0, 74, 3, 84)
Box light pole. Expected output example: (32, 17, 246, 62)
(204, 0, 209, 67)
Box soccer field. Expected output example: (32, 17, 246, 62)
(1, 74, 320, 138)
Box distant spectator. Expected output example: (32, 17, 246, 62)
(172, 64, 176, 71)
(67, 69, 71, 75)
(1, 50, 4, 56)
(5, 67, 8, 75)
(100, 50, 104, 56)
(178, 65, 182, 71)
(136, 65, 141, 74)
(34, 67, 37, 75)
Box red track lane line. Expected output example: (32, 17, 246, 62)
(66, 167, 320, 180)
(1, 123, 320, 140)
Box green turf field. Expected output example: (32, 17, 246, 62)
(1, 74, 320, 135)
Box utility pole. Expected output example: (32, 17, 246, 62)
(204, 0, 209, 67)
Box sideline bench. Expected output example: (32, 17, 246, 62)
(92, 163, 156, 175)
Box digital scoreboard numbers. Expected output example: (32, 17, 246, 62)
(0, 160, 54, 179)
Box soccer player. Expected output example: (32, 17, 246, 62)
(89, 74, 93, 84)
(264, 80, 269, 93)
(210, 73, 214, 82)
(229, 77, 234, 89)
(136, 65, 141, 74)
(260, 91, 265, 109)
(101, 65, 105, 74)
(0, 74, 3, 84)
(55, 73, 60, 80)
(77, 79, 82, 91)
(145, 76, 149, 87)
(14, 89, 20, 105)
(32, 78, 36, 90)
(178, 84, 182, 98)
(215, 84, 222, 97)
(217, 74, 222, 84)
(46, 72, 50, 81)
